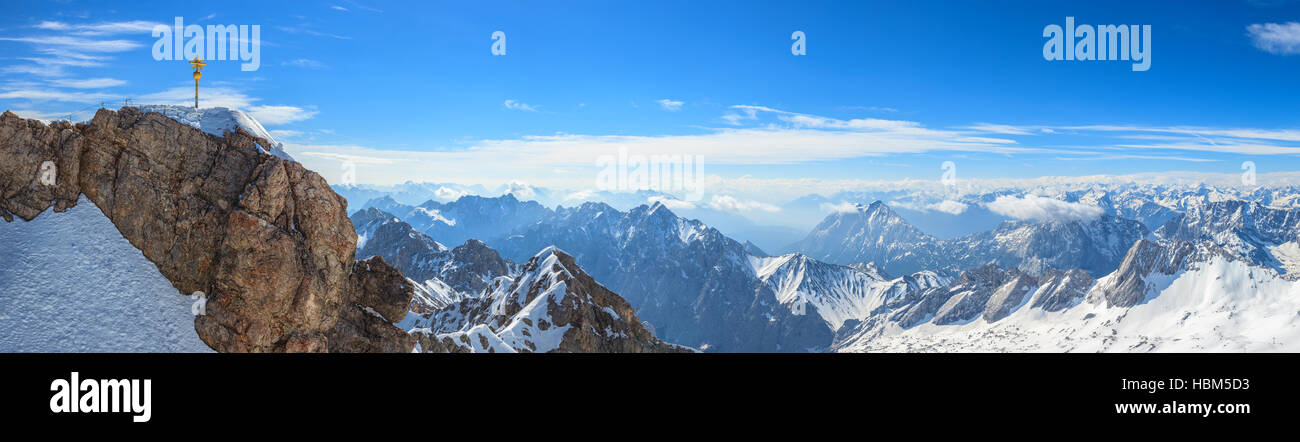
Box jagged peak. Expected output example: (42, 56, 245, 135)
(350, 206, 401, 225)
(362, 194, 401, 207)
(528, 245, 575, 265)
(645, 199, 677, 217)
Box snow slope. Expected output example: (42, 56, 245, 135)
(835, 257, 1300, 352)
(135, 105, 294, 161)
(748, 253, 943, 331)
(0, 197, 212, 352)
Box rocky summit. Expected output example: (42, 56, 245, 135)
(0, 108, 414, 352)
(412, 247, 692, 353)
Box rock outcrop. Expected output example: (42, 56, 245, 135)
(0, 108, 413, 352)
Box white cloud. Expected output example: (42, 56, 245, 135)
(656, 99, 684, 111)
(1247, 22, 1300, 55)
(247, 105, 318, 125)
(282, 59, 328, 69)
(564, 190, 597, 201)
(34, 20, 164, 35)
(296, 150, 396, 165)
(8, 109, 80, 122)
(987, 195, 1103, 222)
(331, 6, 349, 11)
(887, 199, 968, 215)
(929, 200, 969, 215)
(275, 24, 352, 40)
(721, 105, 763, 125)
(273, 104, 1300, 194)
(819, 202, 863, 213)
(50, 77, 125, 89)
(0, 36, 141, 52)
(131, 86, 317, 125)
(136, 85, 256, 109)
(504, 180, 536, 198)
(708, 195, 779, 213)
(503, 99, 539, 112)
(448, 107, 1034, 168)
(435, 186, 466, 200)
(0, 88, 116, 102)
(965, 123, 1039, 135)
(1060, 124, 1300, 143)
(341, 0, 384, 12)
(968, 122, 1300, 156)
(268, 130, 303, 140)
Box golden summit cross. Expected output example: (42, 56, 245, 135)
(189, 57, 206, 109)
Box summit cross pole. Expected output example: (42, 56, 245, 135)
(189, 57, 206, 109)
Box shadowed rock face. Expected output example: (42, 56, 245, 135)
(0, 108, 413, 352)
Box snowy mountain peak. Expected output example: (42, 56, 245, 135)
(412, 243, 689, 353)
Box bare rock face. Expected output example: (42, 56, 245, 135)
(1086, 239, 1231, 308)
(0, 108, 414, 352)
(347, 256, 416, 323)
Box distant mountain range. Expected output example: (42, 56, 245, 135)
(339, 183, 1300, 352)
(786, 201, 1147, 278)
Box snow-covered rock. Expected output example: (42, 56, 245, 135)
(411, 247, 691, 353)
(832, 236, 1300, 352)
(135, 105, 294, 160)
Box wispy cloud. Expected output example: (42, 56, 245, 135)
(33, 20, 163, 36)
(131, 85, 318, 125)
(0, 21, 152, 80)
(707, 195, 780, 212)
(892, 199, 970, 215)
(0, 89, 117, 102)
(341, 0, 384, 13)
(503, 99, 539, 112)
(965, 123, 1043, 135)
(1053, 153, 1218, 163)
(275, 22, 352, 40)
(136, 85, 258, 109)
(50, 77, 126, 88)
(968, 122, 1300, 156)
(1247, 22, 1300, 55)
(281, 58, 328, 69)
(284, 105, 1045, 187)
(0, 35, 142, 52)
(247, 105, 318, 125)
(820, 201, 863, 213)
(656, 98, 684, 111)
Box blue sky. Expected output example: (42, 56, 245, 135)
(3, 0, 1300, 202)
